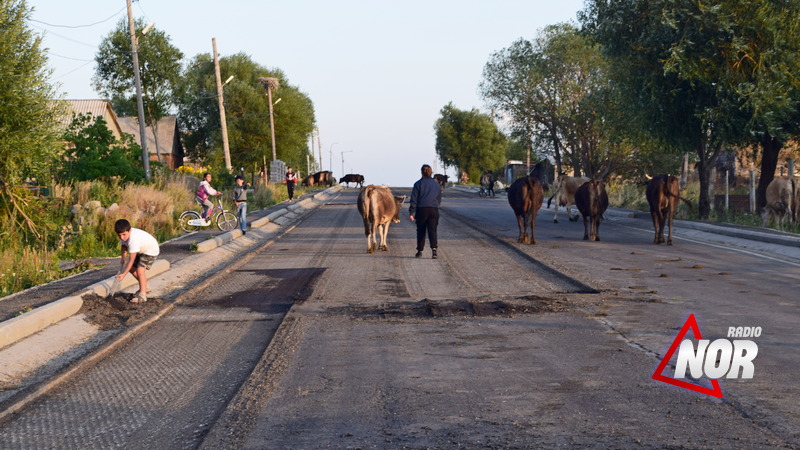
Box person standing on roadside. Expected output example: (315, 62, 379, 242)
(233, 175, 249, 235)
(285, 167, 297, 201)
(409, 164, 442, 259)
(197, 172, 221, 224)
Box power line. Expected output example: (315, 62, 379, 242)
(48, 52, 95, 62)
(30, 6, 126, 29)
(51, 60, 96, 81)
(31, 25, 97, 48)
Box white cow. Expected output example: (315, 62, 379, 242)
(546, 174, 590, 223)
(762, 177, 799, 228)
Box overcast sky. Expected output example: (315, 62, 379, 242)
(30, 0, 585, 186)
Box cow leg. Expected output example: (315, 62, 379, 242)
(567, 205, 580, 222)
(528, 209, 536, 245)
(552, 204, 559, 223)
(516, 214, 526, 243)
(379, 223, 390, 251)
(582, 215, 590, 240)
(666, 204, 675, 245)
(650, 211, 660, 244)
(593, 215, 601, 241)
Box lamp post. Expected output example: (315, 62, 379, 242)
(329, 142, 340, 173)
(126, 0, 152, 180)
(341, 150, 352, 177)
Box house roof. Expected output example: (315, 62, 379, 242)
(118, 116, 181, 156)
(59, 99, 123, 138)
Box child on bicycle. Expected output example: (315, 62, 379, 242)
(115, 219, 159, 303)
(197, 172, 221, 224)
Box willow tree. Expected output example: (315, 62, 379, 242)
(0, 0, 64, 240)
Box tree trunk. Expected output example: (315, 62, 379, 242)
(756, 134, 782, 211)
(696, 157, 711, 219)
(151, 121, 163, 166)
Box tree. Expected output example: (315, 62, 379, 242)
(581, 0, 800, 217)
(434, 103, 507, 182)
(176, 52, 316, 177)
(60, 113, 144, 182)
(93, 18, 184, 165)
(0, 0, 65, 240)
(481, 24, 623, 179)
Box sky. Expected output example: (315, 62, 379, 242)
(30, 0, 586, 186)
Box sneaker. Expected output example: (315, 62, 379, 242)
(432, 249, 438, 259)
(242, 230, 246, 235)
(415, 251, 422, 258)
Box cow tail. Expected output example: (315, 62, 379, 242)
(547, 195, 554, 209)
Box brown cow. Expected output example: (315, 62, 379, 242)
(547, 174, 590, 223)
(433, 174, 449, 189)
(645, 175, 687, 245)
(574, 179, 609, 241)
(507, 174, 544, 244)
(762, 177, 798, 228)
(302, 171, 334, 187)
(357, 185, 405, 253)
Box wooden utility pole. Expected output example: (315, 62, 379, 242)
(213, 38, 232, 173)
(316, 127, 323, 171)
(126, 0, 150, 180)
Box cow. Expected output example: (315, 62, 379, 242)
(433, 174, 449, 189)
(762, 177, 798, 229)
(645, 174, 691, 245)
(302, 171, 334, 187)
(507, 172, 545, 244)
(546, 174, 590, 223)
(574, 179, 609, 242)
(339, 173, 365, 188)
(357, 185, 405, 253)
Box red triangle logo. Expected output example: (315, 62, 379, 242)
(652, 314, 724, 398)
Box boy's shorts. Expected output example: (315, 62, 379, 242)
(133, 254, 157, 270)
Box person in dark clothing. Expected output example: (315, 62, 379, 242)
(409, 164, 442, 259)
(285, 167, 297, 201)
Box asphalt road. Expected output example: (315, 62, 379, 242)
(0, 187, 798, 448)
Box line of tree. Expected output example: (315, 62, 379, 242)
(475, 2, 800, 219)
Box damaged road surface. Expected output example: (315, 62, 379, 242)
(1, 189, 798, 448)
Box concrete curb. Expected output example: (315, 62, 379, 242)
(0, 185, 343, 348)
(605, 207, 800, 247)
(194, 186, 339, 253)
(0, 259, 170, 349)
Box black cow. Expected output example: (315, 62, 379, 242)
(433, 174, 449, 189)
(574, 179, 609, 241)
(507, 172, 544, 244)
(339, 173, 365, 188)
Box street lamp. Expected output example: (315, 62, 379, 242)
(341, 150, 353, 177)
(329, 142, 340, 173)
(126, 0, 153, 180)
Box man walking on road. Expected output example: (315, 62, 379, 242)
(409, 164, 442, 259)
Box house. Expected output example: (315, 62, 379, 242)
(60, 99, 124, 141)
(118, 116, 185, 170)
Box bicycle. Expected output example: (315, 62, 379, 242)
(179, 198, 238, 233)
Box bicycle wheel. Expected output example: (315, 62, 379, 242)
(179, 211, 202, 233)
(216, 210, 238, 232)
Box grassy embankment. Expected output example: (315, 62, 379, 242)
(0, 173, 306, 297)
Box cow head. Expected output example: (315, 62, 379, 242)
(392, 195, 407, 223)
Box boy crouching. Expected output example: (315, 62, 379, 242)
(114, 219, 160, 303)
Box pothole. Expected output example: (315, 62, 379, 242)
(326, 295, 571, 320)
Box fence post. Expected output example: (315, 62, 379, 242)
(725, 170, 730, 212)
(749, 170, 756, 214)
(709, 167, 717, 212)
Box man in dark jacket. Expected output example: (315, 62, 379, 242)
(409, 164, 442, 259)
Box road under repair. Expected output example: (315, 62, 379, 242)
(0, 188, 798, 448)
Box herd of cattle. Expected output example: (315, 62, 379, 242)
(345, 168, 797, 254)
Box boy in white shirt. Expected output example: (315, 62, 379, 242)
(115, 219, 160, 303)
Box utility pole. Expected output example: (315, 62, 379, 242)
(213, 38, 232, 173)
(316, 127, 322, 172)
(126, 0, 150, 181)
